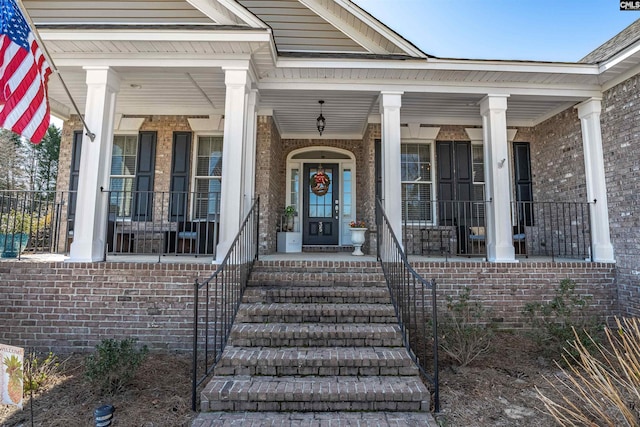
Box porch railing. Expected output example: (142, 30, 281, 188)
(376, 198, 440, 412)
(402, 199, 593, 261)
(103, 189, 221, 261)
(0, 190, 72, 258)
(191, 197, 260, 411)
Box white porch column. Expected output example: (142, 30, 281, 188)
(217, 67, 250, 261)
(242, 88, 258, 215)
(68, 67, 120, 262)
(480, 95, 515, 262)
(379, 91, 403, 245)
(577, 98, 615, 262)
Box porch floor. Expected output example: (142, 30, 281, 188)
(2, 252, 587, 264)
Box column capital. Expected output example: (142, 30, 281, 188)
(479, 94, 509, 116)
(576, 98, 602, 118)
(223, 67, 251, 88)
(83, 66, 120, 92)
(379, 91, 403, 111)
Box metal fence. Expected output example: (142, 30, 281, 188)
(191, 197, 260, 411)
(402, 199, 593, 261)
(376, 198, 440, 412)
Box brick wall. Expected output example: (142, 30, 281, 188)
(530, 108, 587, 202)
(601, 73, 640, 316)
(413, 261, 617, 328)
(255, 116, 283, 254)
(0, 261, 217, 354)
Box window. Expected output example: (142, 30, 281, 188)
(110, 135, 138, 217)
(194, 136, 223, 220)
(401, 143, 432, 222)
(472, 143, 485, 218)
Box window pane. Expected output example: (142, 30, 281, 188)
(401, 143, 431, 182)
(109, 177, 134, 217)
(196, 136, 223, 177)
(401, 183, 432, 222)
(111, 135, 137, 176)
(472, 145, 484, 183)
(194, 178, 221, 220)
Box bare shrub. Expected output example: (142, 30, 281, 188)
(439, 287, 493, 366)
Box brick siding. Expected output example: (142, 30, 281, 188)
(601, 73, 640, 316)
(0, 261, 216, 354)
(412, 261, 617, 328)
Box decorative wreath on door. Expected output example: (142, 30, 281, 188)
(310, 170, 330, 196)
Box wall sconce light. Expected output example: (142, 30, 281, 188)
(317, 100, 325, 136)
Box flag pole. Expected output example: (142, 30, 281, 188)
(15, 0, 96, 142)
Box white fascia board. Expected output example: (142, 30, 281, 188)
(598, 40, 640, 73)
(216, 0, 269, 28)
(53, 55, 252, 68)
(116, 106, 223, 116)
(276, 57, 600, 75)
(39, 29, 272, 43)
(298, 0, 386, 54)
(258, 80, 602, 98)
(333, 0, 426, 58)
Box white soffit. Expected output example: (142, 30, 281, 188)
(23, 0, 219, 25)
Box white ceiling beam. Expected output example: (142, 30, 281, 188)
(297, 0, 387, 55)
(280, 131, 364, 139)
(258, 80, 602, 98)
(53, 55, 252, 68)
(185, 0, 238, 25)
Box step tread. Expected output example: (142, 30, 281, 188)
(218, 346, 415, 366)
(202, 376, 429, 402)
(192, 411, 437, 426)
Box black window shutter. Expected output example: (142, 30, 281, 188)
(133, 131, 156, 220)
(67, 131, 83, 226)
(513, 142, 534, 226)
(169, 132, 192, 221)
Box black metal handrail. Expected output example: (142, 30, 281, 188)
(376, 198, 440, 412)
(191, 197, 260, 411)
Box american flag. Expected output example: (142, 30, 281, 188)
(0, 0, 51, 144)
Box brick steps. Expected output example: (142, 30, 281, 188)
(213, 346, 418, 377)
(243, 285, 391, 304)
(201, 376, 429, 412)
(192, 411, 436, 426)
(235, 302, 397, 324)
(195, 260, 434, 426)
(228, 323, 404, 347)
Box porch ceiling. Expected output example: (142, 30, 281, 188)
(48, 67, 584, 132)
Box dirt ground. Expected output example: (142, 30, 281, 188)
(0, 353, 195, 427)
(0, 333, 565, 427)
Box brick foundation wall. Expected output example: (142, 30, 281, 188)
(413, 261, 617, 328)
(601, 73, 640, 316)
(0, 261, 216, 354)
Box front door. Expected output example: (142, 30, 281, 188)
(303, 163, 339, 245)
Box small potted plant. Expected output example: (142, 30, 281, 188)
(349, 219, 367, 256)
(283, 205, 296, 232)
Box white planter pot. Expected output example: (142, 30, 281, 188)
(349, 228, 367, 256)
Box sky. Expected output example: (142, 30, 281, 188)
(352, 0, 639, 62)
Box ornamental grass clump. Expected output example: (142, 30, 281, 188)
(537, 317, 640, 426)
